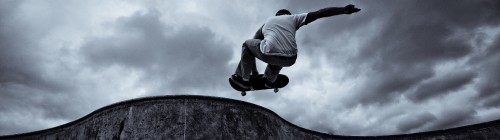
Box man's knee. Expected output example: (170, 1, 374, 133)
(276, 57, 297, 67)
(283, 59, 296, 67)
(244, 39, 261, 48)
(282, 63, 294, 67)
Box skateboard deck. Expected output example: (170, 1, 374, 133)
(229, 74, 289, 96)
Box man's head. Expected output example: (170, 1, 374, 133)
(275, 9, 291, 16)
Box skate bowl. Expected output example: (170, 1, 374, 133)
(1, 95, 499, 140)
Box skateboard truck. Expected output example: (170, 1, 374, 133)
(241, 86, 254, 96)
(240, 88, 277, 96)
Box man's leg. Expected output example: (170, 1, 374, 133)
(260, 56, 297, 85)
(234, 60, 259, 79)
(264, 64, 283, 82)
(233, 39, 261, 87)
(234, 39, 296, 86)
(234, 61, 246, 79)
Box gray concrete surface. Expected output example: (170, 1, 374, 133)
(1, 95, 499, 140)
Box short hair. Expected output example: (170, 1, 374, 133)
(276, 9, 291, 16)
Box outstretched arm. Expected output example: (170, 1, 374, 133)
(304, 4, 361, 25)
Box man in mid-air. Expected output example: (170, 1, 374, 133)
(231, 4, 361, 89)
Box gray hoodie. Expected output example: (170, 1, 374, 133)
(259, 13, 308, 57)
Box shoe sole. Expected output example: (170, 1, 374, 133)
(264, 84, 273, 88)
(230, 78, 250, 89)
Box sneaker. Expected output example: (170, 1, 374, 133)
(263, 76, 276, 88)
(231, 74, 250, 89)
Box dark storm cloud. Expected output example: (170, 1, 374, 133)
(81, 9, 232, 93)
(0, 0, 62, 93)
(344, 0, 500, 106)
(396, 112, 437, 133)
(0, 1, 82, 134)
(469, 33, 500, 107)
(408, 71, 476, 103)
(430, 108, 477, 131)
(352, 66, 434, 106)
(475, 58, 500, 107)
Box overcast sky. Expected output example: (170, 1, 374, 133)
(1, 0, 500, 136)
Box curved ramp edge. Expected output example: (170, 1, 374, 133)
(0, 95, 498, 140)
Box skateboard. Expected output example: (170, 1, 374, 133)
(229, 74, 289, 96)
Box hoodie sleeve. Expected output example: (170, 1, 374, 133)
(304, 7, 346, 25)
(253, 25, 264, 40)
(293, 13, 308, 29)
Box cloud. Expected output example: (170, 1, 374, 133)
(0, 1, 82, 134)
(337, 0, 499, 107)
(407, 71, 476, 102)
(475, 59, 500, 107)
(80, 9, 233, 94)
(430, 107, 477, 131)
(396, 112, 437, 133)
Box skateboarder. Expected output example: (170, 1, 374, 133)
(231, 4, 361, 89)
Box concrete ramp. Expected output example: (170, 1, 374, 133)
(1, 95, 500, 140)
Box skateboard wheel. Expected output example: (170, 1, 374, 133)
(241, 91, 247, 96)
(274, 88, 279, 93)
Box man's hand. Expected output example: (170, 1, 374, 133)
(344, 4, 361, 14)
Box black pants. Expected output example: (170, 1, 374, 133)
(234, 39, 296, 82)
